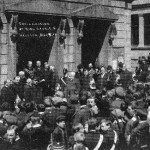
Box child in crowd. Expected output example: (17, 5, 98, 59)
(73, 132, 89, 150)
(87, 98, 98, 115)
(100, 119, 118, 150)
(73, 123, 85, 133)
(69, 123, 85, 148)
(52, 115, 68, 149)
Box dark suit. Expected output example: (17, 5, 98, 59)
(49, 69, 59, 96)
(11, 82, 24, 100)
(80, 75, 91, 91)
(85, 131, 101, 150)
(24, 67, 35, 79)
(43, 69, 51, 96)
(96, 73, 108, 91)
(73, 105, 93, 126)
(119, 69, 132, 89)
(34, 67, 44, 82)
(0, 86, 16, 106)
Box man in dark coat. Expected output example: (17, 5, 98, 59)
(34, 61, 44, 83)
(117, 62, 132, 90)
(84, 118, 101, 150)
(75, 64, 84, 81)
(11, 76, 24, 100)
(24, 78, 33, 103)
(42, 63, 51, 96)
(80, 69, 91, 91)
(147, 53, 150, 65)
(106, 65, 116, 90)
(139, 58, 149, 83)
(0, 80, 16, 107)
(73, 95, 93, 126)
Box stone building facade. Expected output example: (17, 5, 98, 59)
(131, 0, 150, 70)
(0, 0, 133, 88)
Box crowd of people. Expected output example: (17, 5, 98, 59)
(0, 55, 150, 150)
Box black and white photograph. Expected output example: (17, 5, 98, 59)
(0, 0, 150, 150)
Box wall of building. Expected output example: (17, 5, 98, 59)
(0, 0, 133, 89)
(110, 1, 132, 70)
(130, 0, 150, 71)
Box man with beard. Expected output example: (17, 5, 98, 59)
(24, 61, 35, 79)
(1, 125, 27, 150)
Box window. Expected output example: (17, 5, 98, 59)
(144, 14, 150, 45)
(131, 15, 139, 46)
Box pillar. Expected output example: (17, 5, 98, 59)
(138, 14, 144, 47)
(0, 13, 8, 89)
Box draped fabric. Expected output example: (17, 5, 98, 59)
(0, 17, 3, 30)
(16, 14, 60, 72)
(110, 23, 117, 37)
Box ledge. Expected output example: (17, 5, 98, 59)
(131, 46, 150, 50)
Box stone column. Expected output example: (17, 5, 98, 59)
(63, 18, 76, 72)
(138, 14, 144, 47)
(8, 22, 17, 79)
(0, 13, 8, 89)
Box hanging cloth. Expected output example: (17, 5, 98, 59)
(10, 14, 18, 30)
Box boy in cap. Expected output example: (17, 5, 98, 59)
(52, 115, 68, 149)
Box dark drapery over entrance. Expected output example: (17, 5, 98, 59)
(16, 13, 60, 72)
(4, 0, 118, 73)
(81, 19, 110, 67)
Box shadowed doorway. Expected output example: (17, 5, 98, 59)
(16, 13, 60, 73)
(82, 19, 110, 68)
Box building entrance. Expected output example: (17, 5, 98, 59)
(16, 13, 60, 73)
(82, 19, 110, 67)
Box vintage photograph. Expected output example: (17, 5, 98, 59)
(0, 0, 149, 150)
